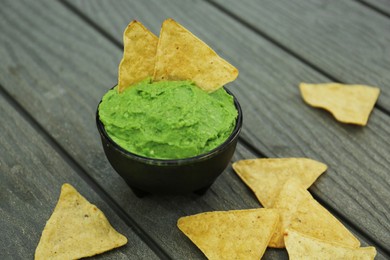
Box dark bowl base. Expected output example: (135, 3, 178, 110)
(128, 183, 213, 198)
(128, 186, 149, 198)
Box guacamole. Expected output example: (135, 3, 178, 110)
(98, 79, 237, 159)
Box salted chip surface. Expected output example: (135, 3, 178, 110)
(269, 179, 360, 248)
(285, 229, 376, 260)
(177, 208, 279, 260)
(153, 18, 238, 93)
(118, 20, 158, 93)
(233, 158, 327, 208)
(299, 83, 380, 125)
(35, 183, 127, 260)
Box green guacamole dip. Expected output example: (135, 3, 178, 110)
(98, 79, 238, 159)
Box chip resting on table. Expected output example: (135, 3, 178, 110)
(34, 183, 127, 260)
(299, 83, 380, 126)
(177, 208, 279, 260)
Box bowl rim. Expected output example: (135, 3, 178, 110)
(96, 85, 243, 166)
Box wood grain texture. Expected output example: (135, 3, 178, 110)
(0, 1, 283, 259)
(209, 0, 390, 112)
(67, 0, 390, 252)
(0, 95, 158, 259)
(0, 0, 389, 259)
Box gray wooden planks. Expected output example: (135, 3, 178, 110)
(0, 94, 159, 259)
(0, 0, 286, 259)
(0, 0, 389, 259)
(209, 0, 390, 112)
(66, 0, 390, 253)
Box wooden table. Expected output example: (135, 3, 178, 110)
(1, 0, 389, 259)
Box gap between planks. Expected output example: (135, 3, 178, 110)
(57, 0, 390, 257)
(58, 0, 122, 49)
(203, 0, 390, 116)
(354, 0, 390, 18)
(0, 83, 172, 260)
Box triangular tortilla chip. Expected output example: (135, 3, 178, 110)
(118, 20, 158, 93)
(35, 184, 127, 259)
(233, 158, 327, 208)
(177, 209, 279, 260)
(285, 229, 376, 260)
(299, 83, 380, 126)
(269, 179, 360, 248)
(153, 18, 238, 93)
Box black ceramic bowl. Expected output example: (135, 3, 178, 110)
(96, 87, 242, 196)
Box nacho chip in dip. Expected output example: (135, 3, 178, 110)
(153, 18, 238, 93)
(118, 21, 158, 93)
(299, 83, 380, 126)
(35, 184, 127, 259)
(233, 158, 327, 207)
(177, 209, 279, 260)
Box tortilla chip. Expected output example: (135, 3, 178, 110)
(285, 229, 376, 260)
(35, 184, 127, 260)
(177, 209, 279, 260)
(118, 20, 158, 93)
(233, 158, 327, 208)
(269, 179, 360, 248)
(153, 18, 238, 93)
(299, 83, 380, 126)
